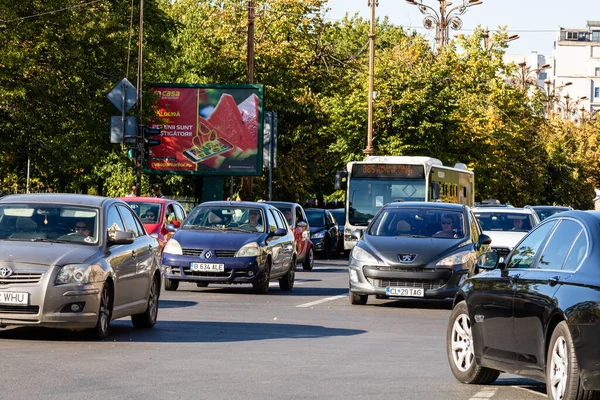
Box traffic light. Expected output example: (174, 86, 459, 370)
(142, 125, 161, 148)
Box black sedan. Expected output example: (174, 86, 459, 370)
(305, 208, 340, 259)
(348, 202, 491, 305)
(447, 210, 600, 400)
(161, 201, 296, 294)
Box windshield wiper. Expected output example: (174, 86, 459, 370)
(187, 226, 223, 231)
(351, 222, 369, 227)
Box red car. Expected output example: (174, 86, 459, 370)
(120, 197, 187, 250)
(266, 201, 314, 270)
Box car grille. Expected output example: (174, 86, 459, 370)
(182, 249, 204, 257)
(0, 272, 45, 285)
(183, 268, 229, 278)
(0, 305, 39, 314)
(214, 250, 236, 258)
(367, 278, 447, 290)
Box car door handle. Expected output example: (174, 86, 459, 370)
(549, 276, 560, 286)
(510, 273, 521, 282)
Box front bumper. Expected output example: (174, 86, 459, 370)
(0, 276, 103, 329)
(348, 260, 467, 300)
(161, 254, 267, 284)
(310, 237, 326, 252)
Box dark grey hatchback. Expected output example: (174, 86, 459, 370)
(348, 202, 491, 305)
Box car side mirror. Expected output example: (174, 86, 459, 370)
(351, 229, 363, 240)
(108, 230, 135, 245)
(271, 228, 287, 237)
(165, 223, 179, 233)
(297, 221, 307, 228)
(477, 251, 499, 270)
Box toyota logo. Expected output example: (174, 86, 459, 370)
(204, 251, 212, 259)
(0, 267, 13, 278)
(398, 254, 416, 263)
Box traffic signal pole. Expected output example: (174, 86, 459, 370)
(134, 0, 144, 196)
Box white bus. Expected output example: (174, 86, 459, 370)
(334, 156, 475, 252)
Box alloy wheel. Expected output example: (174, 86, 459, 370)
(549, 336, 568, 400)
(451, 314, 474, 372)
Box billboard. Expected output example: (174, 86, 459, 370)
(146, 84, 264, 176)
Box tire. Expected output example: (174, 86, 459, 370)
(196, 282, 209, 287)
(349, 291, 368, 305)
(279, 257, 296, 291)
(302, 247, 314, 271)
(132, 276, 159, 329)
(324, 239, 332, 259)
(546, 321, 596, 400)
(86, 283, 112, 340)
(253, 259, 271, 294)
(164, 276, 179, 291)
(446, 301, 499, 384)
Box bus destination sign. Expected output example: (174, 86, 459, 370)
(352, 164, 425, 179)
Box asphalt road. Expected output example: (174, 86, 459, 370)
(0, 256, 547, 400)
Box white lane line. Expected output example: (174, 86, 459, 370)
(296, 294, 348, 308)
(510, 386, 546, 397)
(469, 388, 497, 400)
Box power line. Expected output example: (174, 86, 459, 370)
(0, 0, 104, 24)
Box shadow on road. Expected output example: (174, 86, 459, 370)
(493, 377, 546, 394)
(0, 320, 366, 343)
(378, 298, 453, 310)
(158, 300, 198, 309)
(177, 285, 348, 298)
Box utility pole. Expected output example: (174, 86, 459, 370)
(134, 0, 144, 196)
(364, 0, 377, 158)
(242, 0, 255, 201)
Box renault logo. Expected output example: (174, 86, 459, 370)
(204, 251, 212, 259)
(0, 267, 13, 278)
(398, 254, 416, 263)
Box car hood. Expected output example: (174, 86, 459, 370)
(361, 235, 469, 266)
(309, 226, 326, 234)
(174, 230, 263, 250)
(483, 231, 526, 249)
(0, 240, 98, 269)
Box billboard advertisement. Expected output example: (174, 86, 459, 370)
(146, 84, 264, 176)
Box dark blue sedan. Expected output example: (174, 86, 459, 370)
(161, 201, 296, 294)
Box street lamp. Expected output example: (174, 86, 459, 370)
(511, 61, 551, 89)
(543, 79, 572, 116)
(556, 93, 588, 120)
(482, 28, 519, 50)
(405, 0, 483, 50)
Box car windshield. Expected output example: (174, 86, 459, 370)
(305, 211, 326, 228)
(532, 207, 570, 221)
(183, 205, 266, 233)
(330, 209, 345, 225)
(368, 207, 465, 239)
(474, 212, 534, 232)
(123, 201, 161, 223)
(0, 203, 99, 244)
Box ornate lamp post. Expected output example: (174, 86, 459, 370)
(511, 61, 551, 89)
(543, 79, 572, 117)
(405, 0, 483, 50)
(556, 93, 588, 120)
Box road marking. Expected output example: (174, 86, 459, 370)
(468, 387, 497, 400)
(511, 386, 546, 397)
(296, 294, 348, 308)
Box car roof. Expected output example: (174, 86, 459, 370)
(0, 193, 111, 208)
(383, 201, 465, 211)
(265, 201, 302, 207)
(527, 205, 572, 210)
(119, 196, 176, 204)
(197, 201, 275, 209)
(472, 207, 534, 214)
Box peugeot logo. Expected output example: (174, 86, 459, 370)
(398, 254, 416, 263)
(204, 251, 212, 259)
(0, 267, 14, 278)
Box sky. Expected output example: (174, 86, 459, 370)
(323, 0, 598, 56)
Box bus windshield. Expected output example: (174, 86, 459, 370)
(348, 178, 426, 226)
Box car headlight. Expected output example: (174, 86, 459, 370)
(436, 250, 476, 267)
(163, 239, 183, 255)
(235, 242, 262, 257)
(56, 264, 92, 285)
(311, 231, 325, 239)
(351, 246, 378, 263)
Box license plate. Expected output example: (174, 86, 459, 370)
(385, 287, 424, 298)
(0, 291, 29, 305)
(190, 263, 224, 272)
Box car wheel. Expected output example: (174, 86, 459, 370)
(279, 257, 296, 291)
(546, 321, 593, 400)
(302, 247, 314, 271)
(253, 259, 271, 294)
(86, 283, 112, 340)
(349, 291, 368, 305)
(132, 275, 159, 329)
(196, 282, 209, 288)
(324, 239, 333, 259)
(447, 301, 499, 384)
(164, 276, 179, 291)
